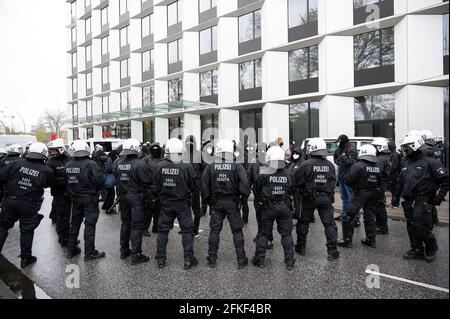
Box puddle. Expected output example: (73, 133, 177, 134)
(0, 256, 52, 299)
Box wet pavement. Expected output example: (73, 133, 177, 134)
(0, 190, 448, 299)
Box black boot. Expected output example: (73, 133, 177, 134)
(424, 246, 439, 263)
(252, 256, 265, 268)
(403, 248, 424, 260)
(84, 250, 106, 262)
(267, 241, 274, 250)
(184, 257, 199, 270)
(120, 249, 131, 260)
(327, 249, 340, 261)
(237, 257, 248, 269)
(131, 253, 150, 265)
(337, 239, 353, 248)
(285, 260, 295, 271)
(361, 238, 376, 248)
(68, 246, 81, 259)
(207, 256, 217, 268)
(157, 259, 166, 269)
(143, 230, 152, 237)
(295, 244, 306, 256)
(20, 256, 37, 268)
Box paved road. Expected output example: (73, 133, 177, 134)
(1, 191, 448, 299)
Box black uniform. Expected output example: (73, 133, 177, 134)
(114, 155, 153, 258)
(295, 157, 338, 256)
(0, 158, 54, 261)
(65, 157, 105, 257)
(202, 157, 250, 264)
(46, 152, 72, 245)
(154, 157, 197, 265)
(143, 144, 163, 233)
(341, 160, 383, 246)
(253, 165, 295, 268)
(0, 154, 21, 204)
(423, 139, 444, 163)
(374, 153, 390, 233)
(400, 152, 448, 259)
(240, 144, 250, 223)
(289, 146, 304, 221)
(388, 142, 402, 207)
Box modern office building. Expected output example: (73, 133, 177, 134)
(65, 0, 449, 148)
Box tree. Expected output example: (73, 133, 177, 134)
(42, 109, 66, 138)
(32, 120, 51, 144)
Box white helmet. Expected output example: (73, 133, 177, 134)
(372, 138, 390, 154)
(358, 144, 378, 163)
(307, 138, 328, 157)
(401, 134, 429, 157)
(70, 140, 91, 158)
(265, 146, 286, 162)
(26, 142, 49, 160)
(165, 138, 184, 154)
(0, 148, 7, 155)
(216, 139, 234, 154)
(406, 130, 421, 137)
(48, 139, 66, 155)
(420, 130, 434, 141)
(8, 144, 24, 155)
(95, 144, 104, 151)
(120, 139, 141, 156)
(434, 135, 444, 143)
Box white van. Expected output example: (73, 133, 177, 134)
(70, 138, 123, 155)
(0, 135, 37, 149)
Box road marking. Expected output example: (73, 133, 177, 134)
(365, 269, 449, 294)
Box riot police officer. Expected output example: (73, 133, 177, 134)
(420, 130, 443, 163)
(65, 140, 106, 261)
(114, 139, 153, 265)
(46, 139, 72, 247)
(295, 138, 339, 261)
(252, 146, 296, 270)
(371, 138, 391, 235)
(289, 145, 304, 223)
(388, 141, 402, 208)
(338, 145, 382, 249)
(400, 135, 448, 262)
(201, 139, 250, 269)
(143, 143, 163, 236)
(154, 138, 199, 270)
(0, 143, 54, 268)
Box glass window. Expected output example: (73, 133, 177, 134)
(71, 2, 77, 20)
(353, 0, 381, 9)
(120, 26, 128, 47)
(86, 100, 93, 117)
(120, 0, 128, 15)
(289, 0, 318, 28)
(201, 113, 218, 141)
(142, 50, 154, 73)
(199, 26, 217, 55)
(102, 96, 109, 114)
(86, 72, 92, 90)
(199, 0, 216, 12)
(101, 36, 109, 55)
(168, 1, 182, 26)
(168, 39, 182, 64)
(120, 91, 130, 111)
(102, 66, 109, 84)
(289, 102, 320, 145)
(354, 27, 394, 70)
(85, 0, 91, 9)
(240, 59, 262, 90)
(86, 45, 91, 63)
(85, 17, 91, 35)
(240, 109, 262, 143)
(143, 120, 155, 144)
(71, 27, 77, 43)
(289, 45, 318, 81)
(72, 52, 77, 69)
(142, 85, 155, 107)
(120, 59, 129, 79)
(142, 15, 151, 38)
(354, 94, 395, 121)
(101, 6, 108, 26)
(239, 10, 261, 43)
(200, 69, 218, 97)
(444, 14, 449, 56)
(168, 78, 183, 102)
(73, 78, 78, 94)
(72, 103, 78, 118)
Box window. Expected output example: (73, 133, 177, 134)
(142, 50, 154, 73)
(120, 26, 129, 47)
(142, 85, 155, 106)
(84, 0, 91, 9)
(354, 94, 395, 139)
(85, 17, 91, 35)
(72, 78, 78, 94)
(201, 113, 218, 141)
(240, 109, 262, 143)
(72, 104, 79, 121)
(199, 0, 216, 12)
(200, 70, 218, 97)
(143, 120, 155, 144)
(168, 78, 183, 102)
(120, 59, 129, 79)
(444, 14, 449, 57)
(289, 45, 318, 81)
(240, 59, 262, 90)
(289, 0, 318, 28)
(142, 15, 152, 38)
(86, 45, 92, 64)
(102, 96, 109, 114)
(119, 0, 128, 15)
(71, 27, 77, 43)
(168, 0, 182, 26)
(239, 10, 261, 43)
(102, 66, 109, 84)
(71, 2, 77, 20)
(168, 39, 183, 64)
(86, 100, 93, 119)
(72, 52, 77, 69)
(101, 6, 108, 26)
(289, 102, 319, 145)
(86, 72, 92, 90)
(354, 27, 394, 70)
(353, 0, 382, 9)
(120, 91, 130, 111)
(199, 26, 217, 55)
(101, 36, 109, 55)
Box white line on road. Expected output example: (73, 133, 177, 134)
(365, 270, 449, 294)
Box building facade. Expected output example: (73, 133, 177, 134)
(66, 0, 449, 147)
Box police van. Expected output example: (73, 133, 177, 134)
(69, 138, 123, 155)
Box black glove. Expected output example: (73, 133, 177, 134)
(431, 192, 446, 206)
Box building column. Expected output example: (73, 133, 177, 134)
(395, 85, 445, 143)
(79, 127, 88, 140)
(218, 109, 240, 142)
(131, 120, 143, 143)
(154, 117, 169, 144)
(93, 125, 103, 139)
(319, 95, 355, 138)
(262, 103, 290, 146)
(184, 113, 201, 149)
(66, 129, 74, 143)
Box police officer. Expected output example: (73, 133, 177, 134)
(0, 143, 54, 268)
(143, 143, 163, 236)
(420, 130, 443, 163)
(338, 145, 382, 249)
(0, 144, 24, 205)
(114, 139, 153, 265)
(289, 145, 304, 223)
(388, 141, 402, 208)
(201, 140, 215, 216)
(65, 140, 106, 261)
(295, 138, 339, 261)
(399, 134, 448, 262)
(202, 139, 250, 269)
(154, 138, 199, 270)
(252, 146, 296, 271)
(0, 148, 7, 161)
(371, 138, 391, 235)
(46, 139, 72, 247)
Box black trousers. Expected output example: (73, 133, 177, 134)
(374, 189, 389, 232)
(156, 202, 194, 263)
(53, 190, 71, 242)
(388, 179, 401, 207)
(240, 194, 249, 221)
(402, 200, 437, 253)
(191, 190, 202, 233)
(68, 196, 100, 256)
(255, 203, 294, 263)
(342, 190, 377, 242)
(208, 199, 246, 260)
(120, 194, 145, 255)
(144, 191, 160, 232)
(254, 201, 273, 241)
(102, 187, 115, 211)
(50, 197, 57, 221)
(297, 195, 338, 252)
(0, 197, 43, 258)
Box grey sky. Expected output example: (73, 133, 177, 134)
(0, 0, 66, 132)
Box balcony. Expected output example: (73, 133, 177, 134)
(142, 69, 155, 81)
(199, 6, 217, 24)
(238, 0, 258, 9)
(289, 78, 319, 96)
(199, 51, 217, 66)
(354, 65, 395, 87)
(289, 21, 318, 43)
(168, 61, 183, 74)
(239, 87, 262, 103)
(141, 0, 153, 12)
(239, 38, 261, 56)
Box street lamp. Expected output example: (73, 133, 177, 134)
(0, 107, 27, 133)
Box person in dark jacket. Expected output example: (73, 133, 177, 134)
(289, 144, 308, 223)
(0, 144, 23, 206)
(388, 141, 402, 208)
(92, 145, 108, 202)
(102, 153, 116, 214)
(201, 140, 215, 216)
(143, 143, 163, 236)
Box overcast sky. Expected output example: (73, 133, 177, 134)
(0, 0, 66, 132)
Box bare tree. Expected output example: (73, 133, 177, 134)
(42, 109, 66, 138)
